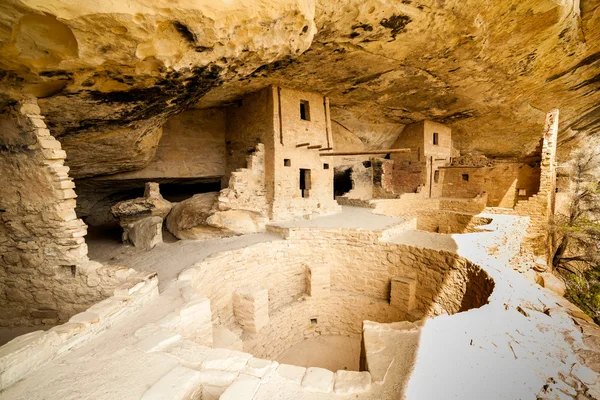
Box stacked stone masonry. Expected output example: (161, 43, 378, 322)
(0, 98, 134, 327)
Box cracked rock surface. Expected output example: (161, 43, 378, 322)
(1, 0, 599, 177)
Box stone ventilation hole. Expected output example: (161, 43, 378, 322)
(193, 241, 495, 374)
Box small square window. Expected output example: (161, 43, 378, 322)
(518, 188, 527, 196)
(555, 188, 559, 193)
(462, 174, 469, 182)
(433, 132, 439, 145)
(300, 100, 310, 121)
(323, 163, 329, 170)
(284, 159, 291, 167)
(310, 318, 317, 324)
(434, 170, 439, 183)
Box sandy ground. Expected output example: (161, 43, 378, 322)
(277, 335, 362, 371)
(87, 227, 282, 290)
(86, 207, 403, 291)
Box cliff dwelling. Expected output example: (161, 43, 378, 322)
(1, 1, 600, 400)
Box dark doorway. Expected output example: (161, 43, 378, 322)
(334, 168, 352, 197)
(300, 168, 311, 198)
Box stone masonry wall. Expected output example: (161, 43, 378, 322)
(186, 227, 494, 360)
(514, 110, 559, 263)
(441, 161, 540, 207)
(215, 143, 268, 217)
(0, 98, 129, 327)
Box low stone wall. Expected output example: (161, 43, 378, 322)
(0, 270, 159, 391)
(370, 193, 487, 218)
(416, 211, 492, 234)
(183, 225, 494, 362)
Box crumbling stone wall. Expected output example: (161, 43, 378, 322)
(215, 143, 268, 217)
(514, 110, 559, 263)
(0, 98, 124, 327)
(441, 161, 541, 207)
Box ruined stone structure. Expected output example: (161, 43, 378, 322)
(0, 98, 149, 327)
(389, 120, 455, 198)
(225, 86, 340, 221)
(1, 0, 600, 398)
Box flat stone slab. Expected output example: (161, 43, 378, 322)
(242, 357, 278, 378)
(136, 329, 181, 353)
(141, 365, 201, 400)
(334, 370, 372, 394)
(219, 375, 261, 400)
(301, 367, 334, 393)
(275, 364, 306, 384)
(68, 311, 100, 325)
(201, 348, 252, 372)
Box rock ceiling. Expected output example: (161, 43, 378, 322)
(1, 0, 599, 178)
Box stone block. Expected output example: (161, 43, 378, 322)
(301, 367, 335, 393)
(141, 366, 202, 400)
(68, 311, 100, 325)
(233, 287, 269, 333)
(19, 102, 41, 115)
(176, 298, 213, 346)
(201, 348, 252, 372)
(136, 329, 181, 353)
(306, 264, 330, 297)
(127, 216, 163, 250)
(161, 339, 211, 367)
(212, 327, 243, 351)
(198, 370, 239, 387)
(275, 364, 306, 384)
(334, 370, 372, 394)
(219, 374, 261, 400)
(0, 331, 61, 391)
(390, 276, 416, 312)
(242, 357, 278, 378)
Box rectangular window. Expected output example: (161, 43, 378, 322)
(300, 168, 311, 198)
(434, 170, 439, 183)
(323, 163, 329, 170)
(284, 159, 291, 167)
(300, 100, 310, 121)
(433, 132, 439, 145)
(462, 174, 469, 182)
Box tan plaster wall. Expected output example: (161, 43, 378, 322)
(277, 87, 330, 148)
(387, 121, 452, 198)
(423, 120, 452, 159)
(226, 88, 276, 179)
(270, 86, 339, 220)
(390, 121, 425, 162)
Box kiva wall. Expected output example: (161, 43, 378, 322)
(187, 228, 494, 360)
